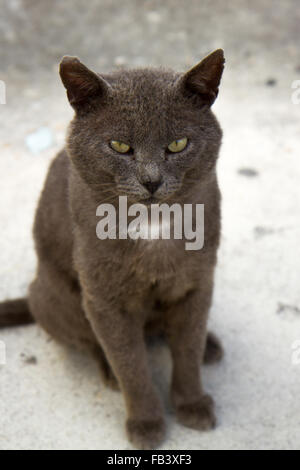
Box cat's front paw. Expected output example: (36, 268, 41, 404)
(176, 394, 216, 431)
(126, 417, 166, 449)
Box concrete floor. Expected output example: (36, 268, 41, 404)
(0, 0, 300, 450)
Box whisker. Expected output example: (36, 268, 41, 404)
(98, 194, 119, 205)
(98, 190, 117, 196)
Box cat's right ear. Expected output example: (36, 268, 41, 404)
(59, 56, 110, 112)
(179, 49, 225, 107)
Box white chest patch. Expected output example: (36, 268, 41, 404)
(127, 218, 171, 241)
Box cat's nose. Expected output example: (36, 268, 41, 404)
(142, 180, 162, 195)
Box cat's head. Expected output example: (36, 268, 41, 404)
(60, 50, 224, 203)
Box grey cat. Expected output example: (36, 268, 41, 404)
(0, 49, 225, 449)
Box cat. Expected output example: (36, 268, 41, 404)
(0, 49, 225, 449)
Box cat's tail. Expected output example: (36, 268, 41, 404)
(0, 298, 35, 328)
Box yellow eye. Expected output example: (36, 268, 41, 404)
(167, 137, 188, 153)
(110, 140, 131, 154)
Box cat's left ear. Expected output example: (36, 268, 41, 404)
(59, 56, 111, 112)
(180, 49, 225, 106)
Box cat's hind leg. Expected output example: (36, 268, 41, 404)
(29, 266, 120, 391)
(92, 346, 119, 391)
(203, 331, 224, 364)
